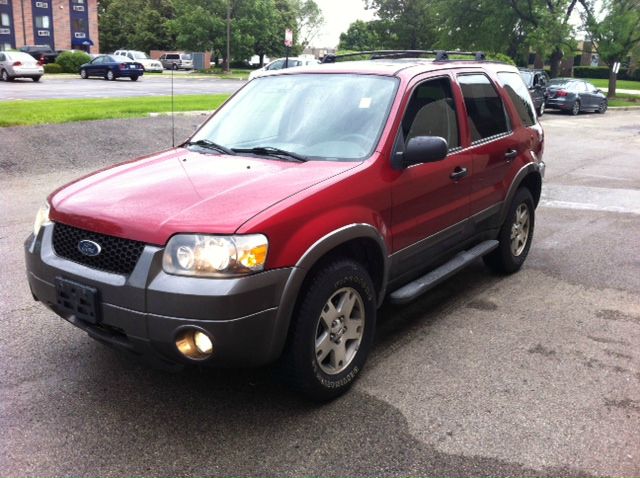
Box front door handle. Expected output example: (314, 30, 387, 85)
(450, 166, 468, 181)
(505, 149, 518, 161)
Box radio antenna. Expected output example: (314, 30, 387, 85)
(171, 64, 175, 147)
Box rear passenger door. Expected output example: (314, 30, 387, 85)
(457, 72, 521, 222)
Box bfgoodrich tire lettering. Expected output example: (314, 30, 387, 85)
(484, 188, 535, 274)
(279, 259, 377, 401)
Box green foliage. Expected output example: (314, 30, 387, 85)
(574, 66, 640, 81)
(44, 63, 63, 74)
(365, 0, 437, 49)
(338, 20, 387, 51)
(99, 0, 176, 53)
(55, 51, 91, 73)
(489, 53, 516, 65)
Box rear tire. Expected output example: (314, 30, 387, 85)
(1, 69, 11, 81)
(80, 69, 88, 79)
(570, 100, 580, 116)
(172, 63, 178, 70)
(131, 76, 139, 81)
(278, 259, 377, 401)
(484, 188, 535, 274)
(106, 70, 115, 81)
(32, 76, 41, 82)
(537, 100, 545, 116)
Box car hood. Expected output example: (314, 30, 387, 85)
(49, 148, 359, 245)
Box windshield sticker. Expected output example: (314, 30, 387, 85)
(359, 97, 372, 109)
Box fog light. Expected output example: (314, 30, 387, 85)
(175, 329, 213, 359)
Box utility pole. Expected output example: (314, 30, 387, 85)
(225, 0, 231, 73)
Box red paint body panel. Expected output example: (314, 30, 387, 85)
(49, 149, 358, 245)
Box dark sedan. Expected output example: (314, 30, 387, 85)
(79, 55, 144, 81)
(546, 78, 608, 115)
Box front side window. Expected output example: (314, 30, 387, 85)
(401, 77, 460, 150)
(498, 71, 536, 127)
(35, 15, 50, 28)
(191, 74, 399, 161)
(458, 73, 509, 143)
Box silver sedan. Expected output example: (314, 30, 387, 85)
(0, 51, 44, 82)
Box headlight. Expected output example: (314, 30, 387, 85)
(33, 203, 50, 236)
(163, 234, 268, 277)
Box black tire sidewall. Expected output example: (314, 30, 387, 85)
(496, 188, 535, 272)
(572, 101, 580, 115)
(285, 260, 377, 400)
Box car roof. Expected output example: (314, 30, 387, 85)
(3, 51, 36, 61)
(264, 58, 517, 80)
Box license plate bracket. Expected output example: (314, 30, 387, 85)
(55, 277, 100, 324)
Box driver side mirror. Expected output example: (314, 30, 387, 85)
(397, 136, 448, 169)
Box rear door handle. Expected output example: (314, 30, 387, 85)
(505, 149, 517, 161)
(450, 166, 468, 181)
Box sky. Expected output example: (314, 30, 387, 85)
(311, 0, 376, 48)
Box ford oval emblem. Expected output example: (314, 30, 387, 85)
(78, 239, 102, 257)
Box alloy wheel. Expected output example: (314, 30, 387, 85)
(314, 287, 365, 375)
(510, 203, 530, 256)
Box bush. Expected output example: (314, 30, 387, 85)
(55, 51, 91, 73)
(44, 63, 63, 74)
(573, 65, 640, 81)
(489, 53, 516, 65)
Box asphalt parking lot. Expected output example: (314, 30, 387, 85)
(0, 110, 638, 476)
(1, 74, 245, 100)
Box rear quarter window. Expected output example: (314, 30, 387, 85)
(498, 71, 536, 127)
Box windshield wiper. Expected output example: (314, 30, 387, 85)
(231, 146, 307, 162)
(185, 139, 236, 155)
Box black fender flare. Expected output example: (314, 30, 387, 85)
(498, 162, 543, 225)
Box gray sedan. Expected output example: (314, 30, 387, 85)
(546, 78, 608, 115)
(0, 51, 44, 82)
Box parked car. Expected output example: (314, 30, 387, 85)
(159, 52, 193, 70)
(114, 50, 163, 73)
(546, 78, 608, 115)
(248, 57, 320, 80)
(26, 52, 544, 400)
(0, 51, 44, 81)
(519, 68, 549, 115)
(19, 45, 58, 64)
(79, 54, 144, 81)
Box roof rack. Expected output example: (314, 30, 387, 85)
(321, 50, 486, 64)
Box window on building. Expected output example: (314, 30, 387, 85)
(458, 74, 510, 143)
(1, 13, 10, 27)
(72, 0, 85, 3)
(35, 15, 50, 29)
(72, 17, 86, 31)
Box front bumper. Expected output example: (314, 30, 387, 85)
(25, 224, 293, 368)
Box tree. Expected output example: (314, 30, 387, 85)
(580, 0, 640, 96)
(294, 0, 325, 49)
(338, 20, 385, 51)
(168, 0, 227, 55)
(99, 0, 175, 53)
(365, 0, 438, 49)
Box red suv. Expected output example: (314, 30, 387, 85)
(26, 51, 544, 400)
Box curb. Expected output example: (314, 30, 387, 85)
(148, 110, 213, 117)
(608, 106, 640, 110)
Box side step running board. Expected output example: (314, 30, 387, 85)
(389, 240, 499, 305)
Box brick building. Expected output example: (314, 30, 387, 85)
(0, 0, 99, 52)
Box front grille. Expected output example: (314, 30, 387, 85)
(52, 222, 145, 275)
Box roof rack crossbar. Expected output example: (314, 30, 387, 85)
(322, 50, 487, 64)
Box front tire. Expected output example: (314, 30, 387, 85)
(1, 69, 11, 81)
(172, 63, 178, 70)
(597, 100, 607, 114)
(537, 100, 545, 116)
(80, 68, 88, 79)
(279, 259, 377, 401)
(106, 70, 115, 81)
(484, 188, 535, 274)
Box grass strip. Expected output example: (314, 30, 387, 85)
(0, 94, 231, 127)
(583, 78, 640, 92)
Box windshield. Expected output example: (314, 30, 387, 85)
(190, 74, 398, 161)
(133, 51, 149, 59)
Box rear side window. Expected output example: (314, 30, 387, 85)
(498, 71, 536, 127)
(458, 74, 509, 143)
